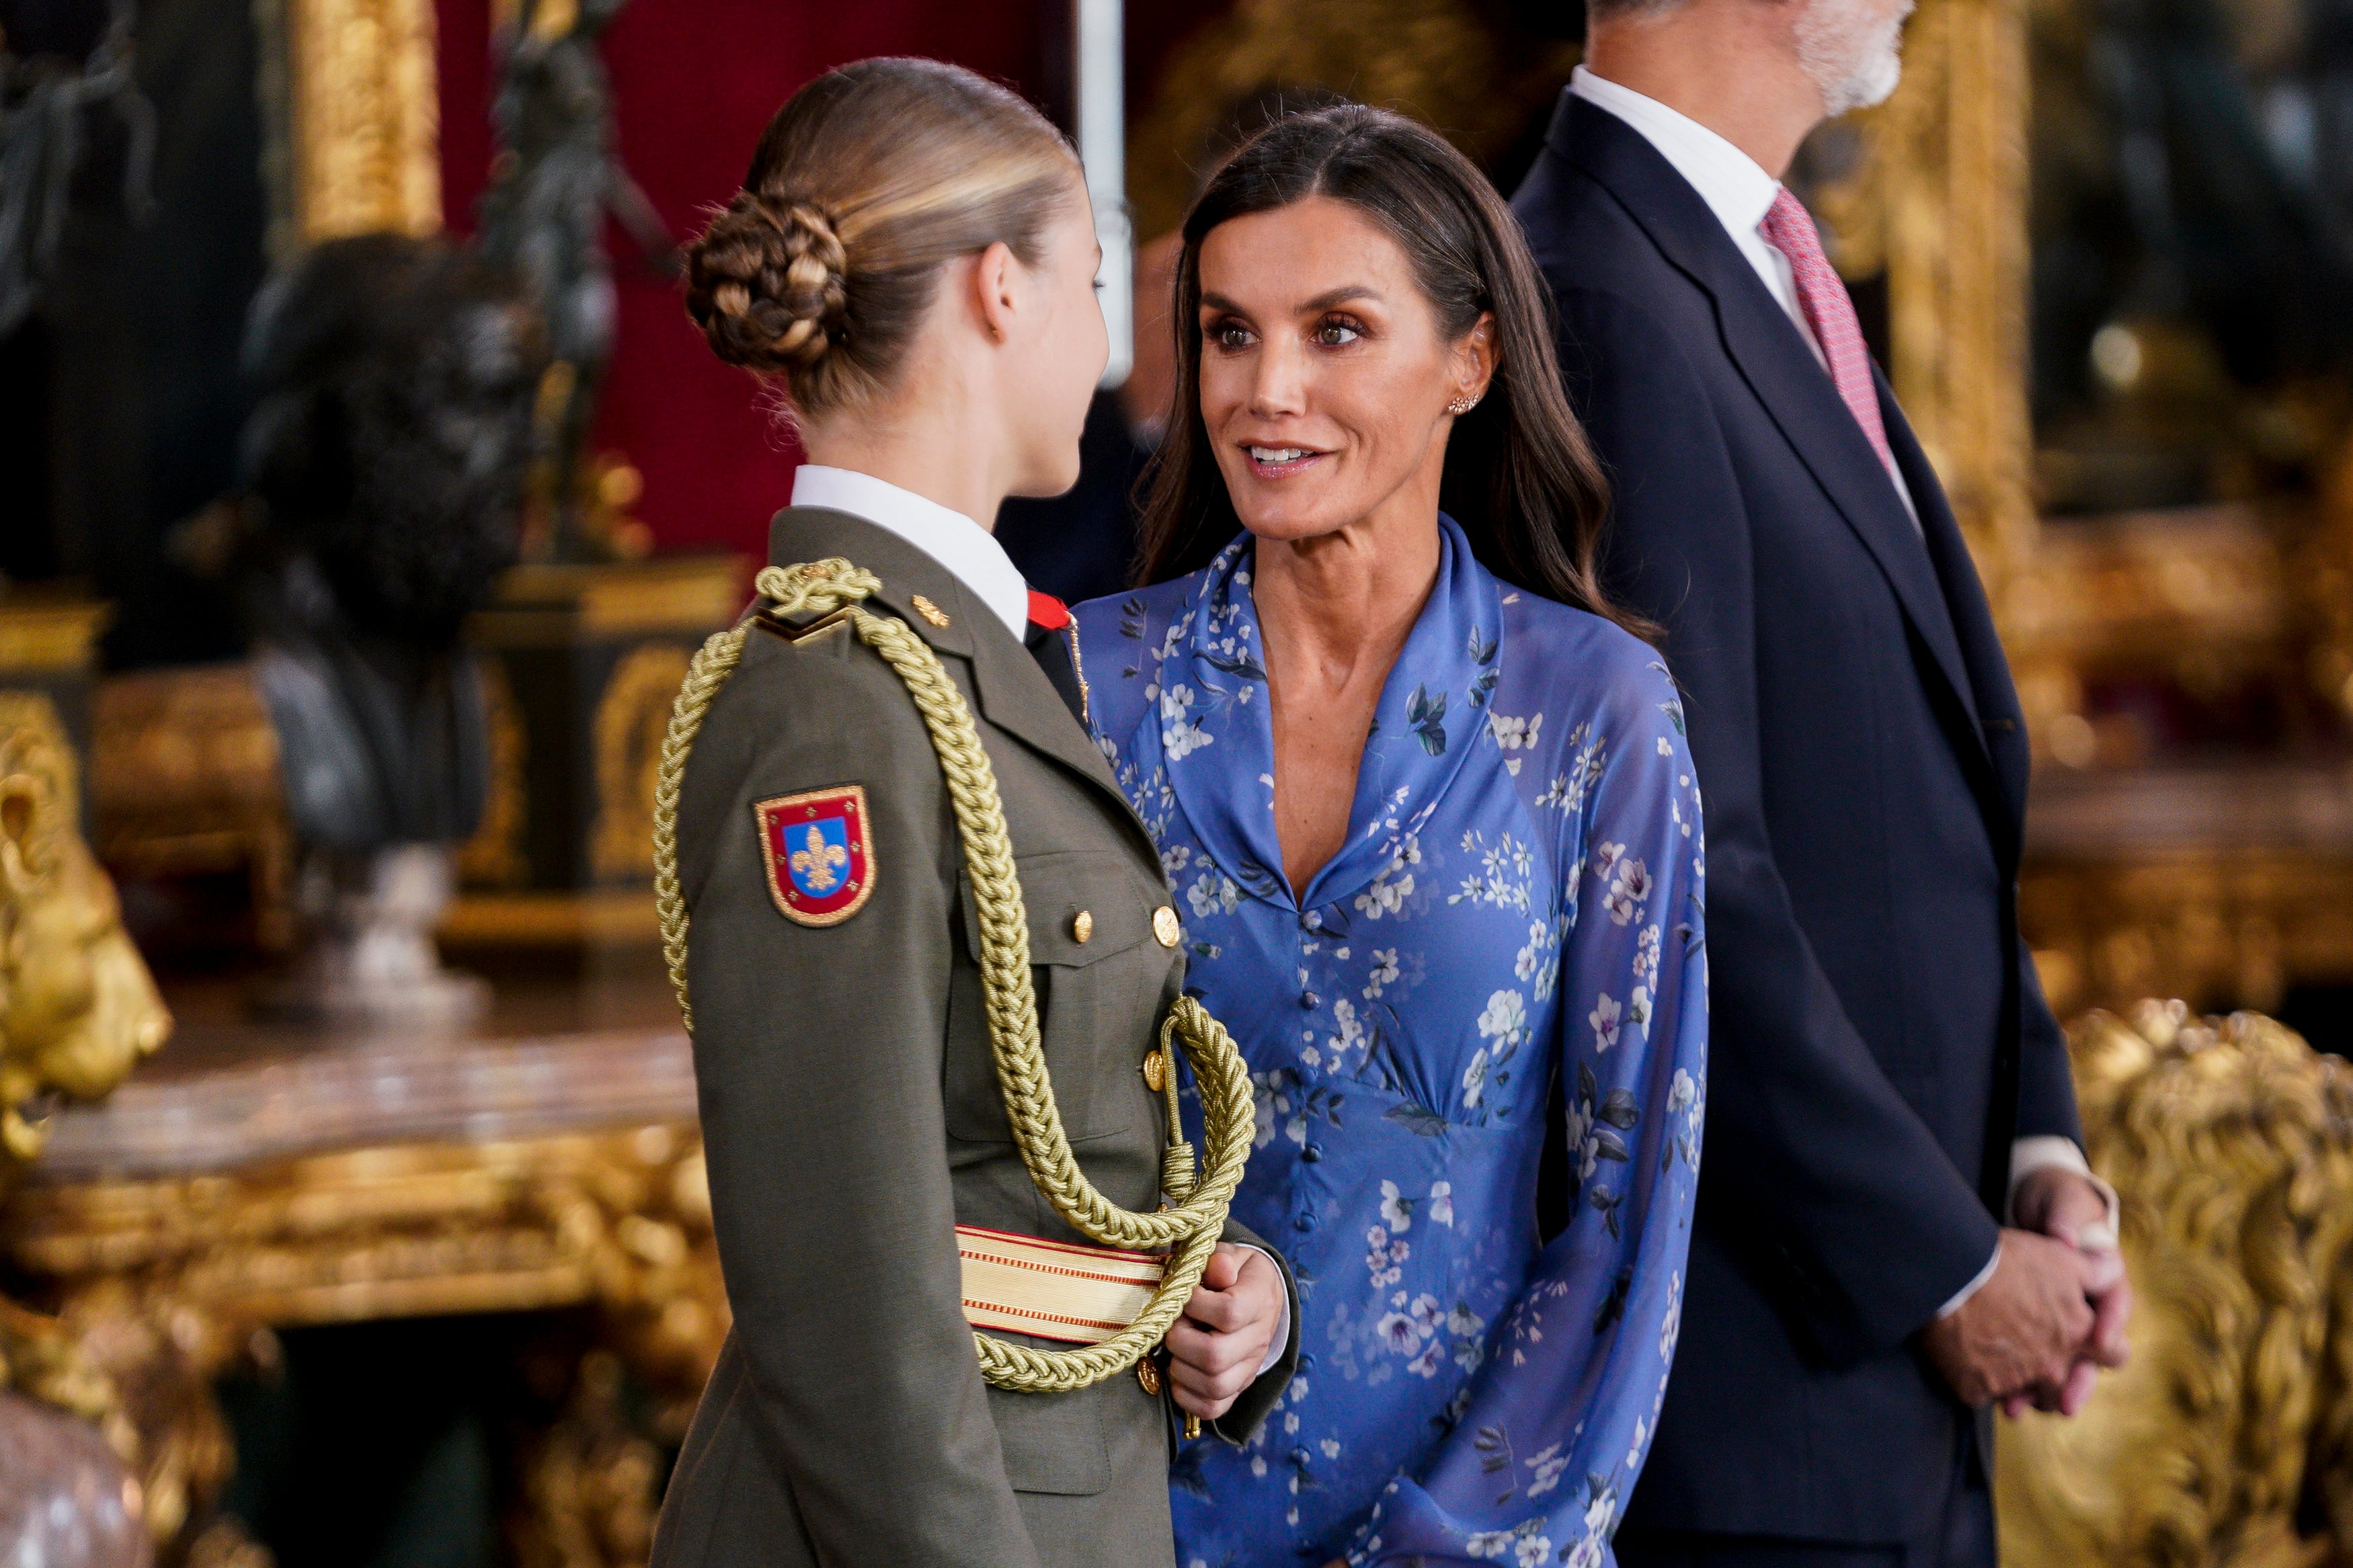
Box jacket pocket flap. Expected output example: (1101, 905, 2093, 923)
(985, 1381, 1112, 1496)
(960, 850, 1154, 968)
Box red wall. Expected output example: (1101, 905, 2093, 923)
(435, 0, 1049, 555)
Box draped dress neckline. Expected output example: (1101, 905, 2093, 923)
(1145, 515, 1505, 915)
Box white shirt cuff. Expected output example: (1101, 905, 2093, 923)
(2007, 1134, 2120, 1246)
(1234, 1243, 1291, 1377)
(1936, 1240, 2002, 1320)
(1933, 1138, 2120, 1320)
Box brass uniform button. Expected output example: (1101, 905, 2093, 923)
(1142, 1048, 1166, 1093)
(1072, 909, 1094, 944)
(1136, 1356, 1162, 1396)
(1152, 906, 1181, 948)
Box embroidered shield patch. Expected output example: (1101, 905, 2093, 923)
(755, 785, 875, 926)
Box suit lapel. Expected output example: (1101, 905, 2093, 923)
(1552, 97, 1989, 772)
(1882, 406, 2031, 841)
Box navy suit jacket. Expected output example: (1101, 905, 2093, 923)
(1512, 94, 2083, 1541)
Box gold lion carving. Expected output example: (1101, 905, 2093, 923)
(1996, 1001, 2353, 1568)
(0, 694, 171, 1171)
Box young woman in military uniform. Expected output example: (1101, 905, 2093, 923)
(647, 58, 1296, 1568)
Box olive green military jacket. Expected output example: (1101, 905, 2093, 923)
(649, 507, 1298, 1568)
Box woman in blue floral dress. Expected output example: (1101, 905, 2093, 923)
(1070, 106, 1708, 1568)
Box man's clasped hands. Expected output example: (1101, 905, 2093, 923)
(1921, 1167, 2132, 1417)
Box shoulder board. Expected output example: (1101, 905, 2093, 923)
(754, 605, 856, 646)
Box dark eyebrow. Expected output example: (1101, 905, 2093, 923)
(1197, 285, 1384, 317)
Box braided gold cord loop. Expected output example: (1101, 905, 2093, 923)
(650, 559, 1255, 1393)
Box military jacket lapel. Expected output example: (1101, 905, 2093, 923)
(766, 506, 1152, 847)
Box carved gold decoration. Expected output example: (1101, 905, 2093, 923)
(592, 645, 692, 884)
(268, 0, 443, 247)
(475, 559, 751, 649)
(2311, 438, 2353, 725)
(1126, 0, 1577, 242)
(0, 597, 112, 677)
(8, 1100, 723, 1563)
(89, 665, 294, 950)
(1999, 505, 2299, 766)
(0, 694, 171, 1172)
(438, 889, 662, 946)
(512, 1349, 662, 1568)
(2018, 766, 2353, 1016)
(1996, 1002, 2353, 1568)
(458, 657, 530, 888)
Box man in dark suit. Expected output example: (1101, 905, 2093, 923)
(1511, 3, 2132, 1564)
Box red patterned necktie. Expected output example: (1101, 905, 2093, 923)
(1759, 188, 1899, 482)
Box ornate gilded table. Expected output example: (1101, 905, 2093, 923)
(1, 977, 726, 1568)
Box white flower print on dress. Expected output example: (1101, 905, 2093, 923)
(1478, 989, 1529, 1050)
(1327, 997, 1366, 1067)
(1489, 710, 1544, 776)
(1379, 1180, 1414, 1233)
(1186, 870, 1239, 919)
(1364, 948, 1401, 999)
(1428, 1182, 1455, 1227)
(1525, 1442, 1570, 1498)
(1462, 1047, 1491, 1110)
(1536, 723, 1607, 815)
(1603, 854, 1654, 927)
(1160, 682, 1213, 760)
(1629, 985, 1653, 1042)
(1589, 993, 1623, 1053)
(1355, 834, 1422, 921)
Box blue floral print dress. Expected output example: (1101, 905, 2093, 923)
(1071, 517, 1708, 1568)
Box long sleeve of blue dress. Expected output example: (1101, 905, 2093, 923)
(1347, 655, 1708, 1568)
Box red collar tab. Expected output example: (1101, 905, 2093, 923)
(1027, 589, 1071, 631)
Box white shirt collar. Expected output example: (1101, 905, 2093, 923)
(788, 465, 1030, 641)
(1570, 65, 1784, 245)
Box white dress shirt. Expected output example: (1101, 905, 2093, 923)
(1570, 71, 2110, 1313)
(788, 462, 1293, 1369)
(789, 466, 1031, 640)
(1569, 67, 1920, 527)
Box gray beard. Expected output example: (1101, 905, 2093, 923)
(1797, 0, 1913, 118)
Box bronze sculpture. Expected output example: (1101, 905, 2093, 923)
(476, 0, 670, 561)
(230, 233, 545, 1021)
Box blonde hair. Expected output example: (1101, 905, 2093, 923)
(683, 57, 1080, 415)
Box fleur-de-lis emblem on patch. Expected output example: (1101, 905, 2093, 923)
(789, 824, 847, 893)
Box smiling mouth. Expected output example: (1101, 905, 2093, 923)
(1243, 444, 1328, 477)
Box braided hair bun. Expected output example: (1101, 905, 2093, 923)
(681, 58, 1079, 415)
(685, 193, 849, 374)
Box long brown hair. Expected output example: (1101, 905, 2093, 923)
(682, 58, 1079, 418)
(1134, 103, 1646, 639)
